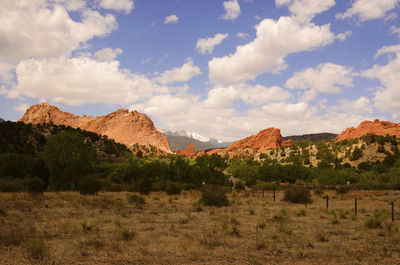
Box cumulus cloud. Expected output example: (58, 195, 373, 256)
(336, 30, 352, 41)
(362, 45, 400, 119)
(204, 84, 292, 107)
(196, 33, 229, 55)
(95, 48, 123, 61)
(98, 0, 134, 14)
(0, 1, 117, 62)
(209, 16, 335, 85)
(285, 63, 354, 101)
(164, 14, 179, 24)
(153, 58, 202, 85)
(221, 0, 241, 21)
(276, 0, 335, 23)
(336, 0, 399, 22)
(330, 97, 373, 114)
(9, 56, 160, 105)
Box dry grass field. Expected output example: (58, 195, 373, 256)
(1, 189, 400, 264)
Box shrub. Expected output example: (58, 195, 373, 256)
(26, 177, 46, 194)
(365, 209, 390, 229)
(78, 175, 102, 195)
(120, 228, 135, 240)
(234, 181, 245, 190)
(166, 182, 181, 195)
(200, 185, 230, 207)
(127, 194, 145, 206)
(0, 179, 24, 192)
(26, 239, 48, 260)
(282, 186, 312, 204)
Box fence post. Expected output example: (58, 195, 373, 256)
(326, 195, 329, 210)
(262, 188, 264, 199)
(392, 201, 395, 222)
(355, 197, 357, 216)
(252, 187, 255, 197)
(273, 188, 276, 202)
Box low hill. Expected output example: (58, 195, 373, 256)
(283, 133, 338, 142)
(19, 102, 171, 153)
(0, 118, 4, 123)
(0, 121, 131, 161)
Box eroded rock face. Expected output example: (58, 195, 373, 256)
(19, 103, 171, 153)
(207, 127, 291, 156)
(176, 144, 197, 158)
(227, 128, 287, 152)
(336, 119, 400, 142)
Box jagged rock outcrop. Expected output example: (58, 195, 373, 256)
(227, 128, 290, 152)
(176, 144, 197, 158)
(336, 119, 400, 142)
(19, 103, 171, 153)
(207, 127, 292, 157)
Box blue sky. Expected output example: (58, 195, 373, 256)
(1, 0, 400, 141)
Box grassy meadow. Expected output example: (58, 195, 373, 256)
(1, 189, 400, 264)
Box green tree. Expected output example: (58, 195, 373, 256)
(43, 131, 97, 190)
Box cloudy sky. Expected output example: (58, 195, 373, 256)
(1, 0, 400, 141)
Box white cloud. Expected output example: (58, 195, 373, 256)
(209, 16, 335, 85)
(221, 0, 241, 21)
(94, 48, 123, 61)
(336, 30, 352, 41)
(285, 63, 354, 101)
(336, 0, 399, 22)
(362, 45, 400, 119)
(196, 33, 229, 55)
(276, 0, 335, 23)
(0, 62, 15, 84)
(153, 58, 202, 85)
(98, 0, 134, 14)
(330, 97, 373, 114)
(10, 56, 159, 105)
(164, 15, 179, 24)
(0, 1, 117, 62)
(385, 12, 398, 21)
(204, 84, 292, 108)
(14, 104, 29, 112)
(236, 32, 249, 39)
(390, 26, 400, 39)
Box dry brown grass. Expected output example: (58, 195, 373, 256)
(1, 189, 400, 264)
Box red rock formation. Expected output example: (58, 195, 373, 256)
(19, 102, 171, 153)
(176, 144, 197, 158)
(336, 119, 400, 142)
(207, 127, 291, 156)
(227, 128, 288, 152)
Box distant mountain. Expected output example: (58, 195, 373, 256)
(164, 135, 229, 152)
(159, 128, 232, 151)
(283, 133, 338, 142)
(0, 118, 4, 123)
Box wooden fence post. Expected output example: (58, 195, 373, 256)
(326, 195, 329, 210)
(273, 188, 276, 202)
(355, 197, 357, 216)
(392, 201, 395, 222)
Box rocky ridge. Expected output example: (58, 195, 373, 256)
(19, 103, 171, 153)
(336, 119, 400, 142)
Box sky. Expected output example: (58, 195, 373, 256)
(1, 0, 400, 141)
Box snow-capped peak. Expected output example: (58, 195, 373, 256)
(157, 128, 210, 142)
